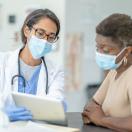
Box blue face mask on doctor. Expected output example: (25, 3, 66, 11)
(28, 35, 56, 59)
(95, 50, 124, 70)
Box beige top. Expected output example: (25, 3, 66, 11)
(93, 65, 132, 118)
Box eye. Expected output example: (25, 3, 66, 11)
(48, 36, 56, 42)
(103, 50, 110, 54)
(48, 34, 56, 39)
(35, 30, 45, 38)
(37, 32, 43, 36)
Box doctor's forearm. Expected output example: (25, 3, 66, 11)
(101, 116, 132, 132)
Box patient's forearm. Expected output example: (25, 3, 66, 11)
(102, 116, 132, 132)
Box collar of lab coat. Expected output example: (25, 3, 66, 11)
(6, 47, 53, 96)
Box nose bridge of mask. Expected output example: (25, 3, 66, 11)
(96, 52, 116, 59)
(28, 35, 53, 59)
(96, 51, 119, 70)
(33, 36, 47, 52)
(36, 37, 53, 55)
(96, 52, 116, 64)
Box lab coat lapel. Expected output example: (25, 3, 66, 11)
(36, 60, 46, 96)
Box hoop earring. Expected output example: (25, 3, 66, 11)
(123, 57, 128, 66)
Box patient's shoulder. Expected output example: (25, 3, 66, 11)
(105, 69, 116, 79)
(125, 65, 132, 76)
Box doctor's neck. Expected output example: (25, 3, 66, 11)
(19, 45, 42, 66)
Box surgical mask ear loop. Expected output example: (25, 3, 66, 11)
(115, 47, 128, 65)
(123, 56, 128, 66)
(121, 47, 131, 66)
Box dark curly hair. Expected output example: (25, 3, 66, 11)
(21, 9, 60, 44)
(96, 13, 132, 47)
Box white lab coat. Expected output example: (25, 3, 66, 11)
(0, 48, 66, 108)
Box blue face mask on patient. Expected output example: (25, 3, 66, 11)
(28, 36, 55, 59)
(95, 51, 123, 70)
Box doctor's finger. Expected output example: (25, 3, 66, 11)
(11, 106, 26, 112)
(11, 115, 33, 122)
(17, 115, 33, 121)
(14, 109, 32, 117)
(13, 106, 30, 113)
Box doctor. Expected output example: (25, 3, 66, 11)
(0, 9, 66, 121)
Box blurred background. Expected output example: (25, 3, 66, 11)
(0, 0, 132, 112)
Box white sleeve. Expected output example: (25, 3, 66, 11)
(0, 51, 13, 92)
(0, 52, 15, 107)
(0, 66, 1, 89)
(0, 65, 4, 92)
(0, 54, 6, 93)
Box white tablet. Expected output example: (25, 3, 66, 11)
(12, 92, 67, 125)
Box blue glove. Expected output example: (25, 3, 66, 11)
(4, 105, 32, 122)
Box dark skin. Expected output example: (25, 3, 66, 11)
(82, 34, 132, 132)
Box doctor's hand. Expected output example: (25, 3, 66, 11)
(4, 105, 33, 122)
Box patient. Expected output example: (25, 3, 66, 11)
(82, 13, 132, 132)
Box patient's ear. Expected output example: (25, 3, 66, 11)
(126, 46, 132, 56)
(116, 48, 127, 63)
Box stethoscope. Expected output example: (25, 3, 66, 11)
(11, 49, 49, 94)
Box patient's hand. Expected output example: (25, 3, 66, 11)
(82, 100, 100, 124)
(86, 104, 105, 126)
(82, 111, 90, 124)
